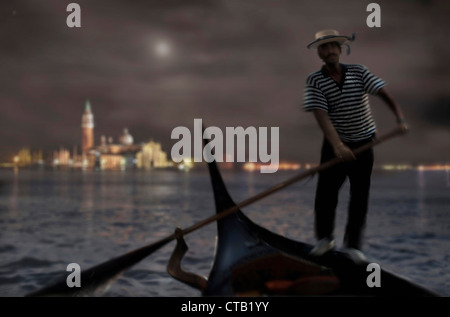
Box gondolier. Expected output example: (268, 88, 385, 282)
(29, 126, 438, 297)
(302, 30, 408, 261)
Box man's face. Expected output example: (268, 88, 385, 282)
(317, 42, 341, 64)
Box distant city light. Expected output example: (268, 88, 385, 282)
(381, 164, 413, 171)
(243, 162, 302, 172)
(417, 164, 450, 171)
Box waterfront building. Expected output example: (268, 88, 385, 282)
(53, 147, 71, 166)
(82, 107, 169, 171)
(94, 128, 142, 170)
(136, 140, 169, 170)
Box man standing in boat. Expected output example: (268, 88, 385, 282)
(302, 30, 408, 261)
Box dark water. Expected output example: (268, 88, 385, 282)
(0, 167, 448, 297)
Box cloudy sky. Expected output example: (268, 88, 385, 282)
(1, 0, 449, 165)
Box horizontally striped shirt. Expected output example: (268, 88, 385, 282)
(303, 63, 386, 142)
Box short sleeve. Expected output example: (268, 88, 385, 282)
(302, 77, 329, 112)
(361, 65, 386, 95)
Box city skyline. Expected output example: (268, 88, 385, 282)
(1, 1, 449, 165)
(8, 99, 449, 171)
(10, 100, 170, 171)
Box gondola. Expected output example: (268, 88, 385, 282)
(167, 154, 439, 297)
(27, 128, 439, 297)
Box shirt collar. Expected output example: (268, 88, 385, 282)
(320, 63, 347, 78)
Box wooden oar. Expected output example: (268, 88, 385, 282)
(26, 127, 405, 296)
(181, 127, 406, 237)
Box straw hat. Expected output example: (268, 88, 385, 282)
(307, 29, 355, 49)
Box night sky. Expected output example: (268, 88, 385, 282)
(1, 0, 449, 165)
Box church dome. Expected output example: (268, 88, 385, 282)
(120, 128, 134, 146)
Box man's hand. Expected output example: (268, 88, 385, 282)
(333, 142, 356, 162)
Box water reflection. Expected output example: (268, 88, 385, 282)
(8, 169, 19, 216)
(0, 168, 448, 296)
(80, 172, 95, 245)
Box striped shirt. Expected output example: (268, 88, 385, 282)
(303, 63, 386, 142)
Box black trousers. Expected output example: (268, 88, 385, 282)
(314, 136, 374, 250)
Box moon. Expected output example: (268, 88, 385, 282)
(155, 41, 171, 57)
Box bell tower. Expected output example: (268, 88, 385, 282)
(81, 100, 94, 154)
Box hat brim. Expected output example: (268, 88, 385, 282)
(307, 36, 349, 49)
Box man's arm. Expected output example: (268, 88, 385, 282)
(377, 87, 409, 132)
(312, 109, 355, 161)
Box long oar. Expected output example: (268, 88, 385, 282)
(26, 127, 405, 296)
(180, 127, 406, 236)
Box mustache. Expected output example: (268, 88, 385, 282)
(325, 53, 338, 59)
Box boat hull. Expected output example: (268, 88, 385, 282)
(203, 159, 438, 297)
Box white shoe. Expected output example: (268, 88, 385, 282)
(343, 248, 367, 264)
(310, 238, 335, 256)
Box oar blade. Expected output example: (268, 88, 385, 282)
(26, 236, 173, 297)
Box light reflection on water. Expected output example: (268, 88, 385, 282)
(0, 168, 448, 296)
